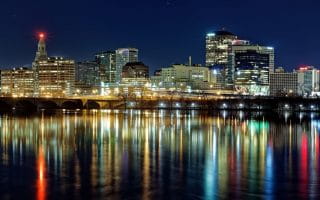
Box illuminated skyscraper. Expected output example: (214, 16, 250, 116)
(95, 51, 116, 84)
(34, 33, 48, 61)
(37, 57, 75, 97)
(205, 30, 238, 67)
(32, 33, 75, 97)
(205, 30, 249, 87)
(32, 33, 48, 95)
(115, 48, 138, 82)
(228, 45, 274, 95)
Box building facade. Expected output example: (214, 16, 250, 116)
(228, 45, 275, 95)
(209, 65, 224, 86)
(1, 67, 34, 97)
(205, 30, 249, 87)
(37, 57, 75, 97)
(32, 33, 48, 96)
(121, 62, 149, 86)
(0, 69, 13, 96)
(32, 33, 75, 97)
(270, 72, 299, 96)
(76, 61, 99, 86)
(151, 64, 211, 90)
(295, 66, 320, 96)
(205, 30, 238, 67)
(95, 51, 116, 84)
(115, 48, 138, 83)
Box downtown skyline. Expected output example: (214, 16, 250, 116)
(0, 0, 320, 71)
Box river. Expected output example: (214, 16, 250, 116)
(0, 110, 319, 199)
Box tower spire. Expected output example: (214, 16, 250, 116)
(34, 33, 47, 61)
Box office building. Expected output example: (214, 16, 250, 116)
(295, 65, 320, 96)
(151, 64, 211, 90)
(121, 62, 149, 86)
(32, 33, 75, 97)
(115, 48, 138, 82)
(206, 30, 238, 67)
(1, 67, 34, 97)
(32, 33, 48, 96)
(270, 71, 299, 96)
(1, 69, 13, 96)
(205, 30, 249, 87)
(76, 61, 99, 86)
(209, 65, 224, 83)
(95, 51, 116, 84)
(37, 57, 75, 97)
(122, 62, 149, 79)
(228, 45, 274, 95)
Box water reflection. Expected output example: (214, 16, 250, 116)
(0, 110, 319, 199)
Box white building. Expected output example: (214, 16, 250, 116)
(151, 64, 211, 90)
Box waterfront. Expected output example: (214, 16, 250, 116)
(0, 110, 319, 199)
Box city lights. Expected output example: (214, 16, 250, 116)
(0, 1, 319, 199)
(0, 29, 318, 113)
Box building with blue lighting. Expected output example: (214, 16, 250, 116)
(227, 45, 274, 95)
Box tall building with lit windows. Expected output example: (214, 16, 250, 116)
(32, 33, 48, 95)
(95, 51, 116, 84)
(205, 30, 238, 67)
(115, 48, 138, 82)
(37, 57, 75, 97)
(228, 45, 274, 95)
(205, 30, 249, 87)
(32, 33, 75, 97)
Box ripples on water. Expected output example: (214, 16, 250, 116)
(0, 110, 319, 199)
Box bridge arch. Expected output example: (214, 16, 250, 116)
(84, 101, 101, 109)
(14, 100, 37, 111)
(61, 100, 83, 110)
(0, 100, 12, 111)
(38, 100, 60, 110)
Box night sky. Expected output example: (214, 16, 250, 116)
(0, 0, 319, 72)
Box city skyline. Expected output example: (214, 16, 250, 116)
(0, 0, 320, 71)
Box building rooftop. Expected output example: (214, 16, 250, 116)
(215, 30, 235, 36)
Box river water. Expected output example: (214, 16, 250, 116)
(0, 110, 319, 199)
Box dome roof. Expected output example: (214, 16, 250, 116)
(215, 30, 235, 36)
(124, 62, 145, 67)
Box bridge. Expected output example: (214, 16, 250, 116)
(0, 96, 124, 111)
(0, 96, 319, 112)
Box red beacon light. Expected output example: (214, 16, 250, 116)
(297, 65, 312, 71)
(39, 33, 45, 39)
